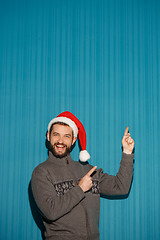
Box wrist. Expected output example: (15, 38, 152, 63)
(123, 149, 132, 154)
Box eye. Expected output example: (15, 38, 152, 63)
(65, 135, 71, 138)
(53, 132, 58, 136)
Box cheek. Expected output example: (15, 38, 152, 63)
(50, 137, 58, 144)
(65, 139, 73, 146)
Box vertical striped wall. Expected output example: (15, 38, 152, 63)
(0, 0, 160, 239)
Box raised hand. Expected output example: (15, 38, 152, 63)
(122, 127, 135, 154)
(78, 166, 97, 192)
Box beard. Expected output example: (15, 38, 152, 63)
(49, 142, 72, 158)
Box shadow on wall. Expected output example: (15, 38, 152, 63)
(28, 181, 45, 240)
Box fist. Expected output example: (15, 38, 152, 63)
(78, 166, 97, 192)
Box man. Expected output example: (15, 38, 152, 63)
(31, 111, 134, 240)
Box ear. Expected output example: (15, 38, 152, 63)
(72, 137, 77, 145)
(47, 131, 50, 141)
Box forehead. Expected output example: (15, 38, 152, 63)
(52, 123, 73, 134)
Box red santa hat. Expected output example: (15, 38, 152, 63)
(47, 111, 90, 162)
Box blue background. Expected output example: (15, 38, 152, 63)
(0, 0, 160, 239)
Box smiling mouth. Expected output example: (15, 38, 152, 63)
(50, 142, 72, 158)
(55, 144, 66, 151)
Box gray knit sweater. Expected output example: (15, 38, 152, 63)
(31, 152, 134, 240)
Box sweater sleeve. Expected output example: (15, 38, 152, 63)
(98, 153, 134, 196)
(31, 166, 85, 222)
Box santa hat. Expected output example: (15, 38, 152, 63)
(47, 111, 90, 162)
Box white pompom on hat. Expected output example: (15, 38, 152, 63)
(47, 111, 90, 162)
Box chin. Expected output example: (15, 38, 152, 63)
(49, 143, 71, 158)
(52, 149, 68, 158)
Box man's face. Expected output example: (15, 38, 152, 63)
(47, 123, 77, 158)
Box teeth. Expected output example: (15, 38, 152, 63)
(57, 145, 65, 148)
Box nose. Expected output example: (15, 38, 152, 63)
(57, 135, 64, 143)
(57, 136, 62, 143)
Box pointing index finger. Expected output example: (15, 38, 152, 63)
(124, 127, 129, 136)
(86, 166, 97, 176)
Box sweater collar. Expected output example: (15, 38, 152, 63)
(48, 151, 73, 166)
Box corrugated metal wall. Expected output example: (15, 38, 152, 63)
(0, 0, 160, 239)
